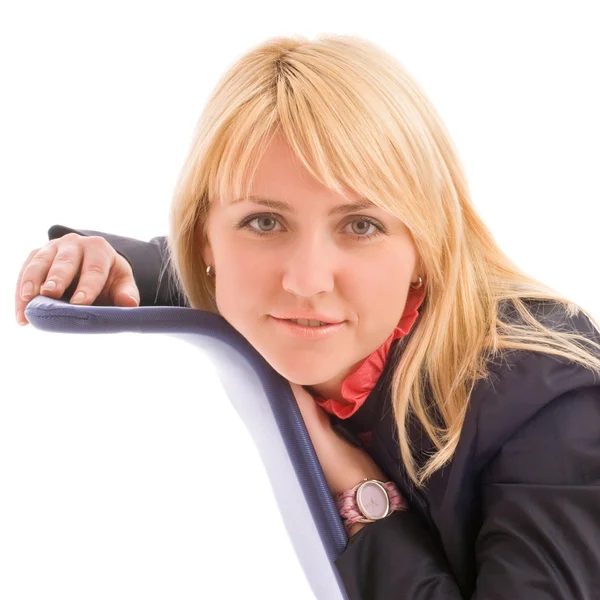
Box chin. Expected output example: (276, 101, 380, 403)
(263, 353, 336, 387)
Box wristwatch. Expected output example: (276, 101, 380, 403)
(335, 478, 406, 535)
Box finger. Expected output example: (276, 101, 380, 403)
(109, 255, 140, 307)
(68, 237, 114, 305)
(39, 238, 84, 300)
(112, 280, 140, 307)
(15, 244, 60, 325)
(15, 247, 44, 326)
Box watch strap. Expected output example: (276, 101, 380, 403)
(334, 479, 406, 535)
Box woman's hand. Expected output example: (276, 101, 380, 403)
(15, 233, 140, 326)
(289, 382, 388, 497)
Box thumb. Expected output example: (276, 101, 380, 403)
(113, 282, 140, 307)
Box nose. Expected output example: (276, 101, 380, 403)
(281, 231, 336, 298)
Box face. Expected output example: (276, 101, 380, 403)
(201, 132, 420, 403)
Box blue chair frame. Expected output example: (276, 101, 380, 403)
(25, 295, 350, 600)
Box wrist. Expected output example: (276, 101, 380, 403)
(348, 522, 367, 537)
(336, 478, 407, 537)
(327, 435, 387, 496)
(331, 470, 386, 497)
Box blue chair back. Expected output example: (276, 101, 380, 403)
(25, 295, 350, 600)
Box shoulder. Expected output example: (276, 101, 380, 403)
(469, 298, 600, 471)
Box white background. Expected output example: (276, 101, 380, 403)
(2, 2, 599, 599)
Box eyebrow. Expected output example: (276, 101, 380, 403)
(230, 195, 377, 216)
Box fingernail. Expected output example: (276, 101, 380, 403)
(41, 280, 56, 292)
(127, 294, 139, 306)
(21, 281, 34, 300)
(71, 292, 85, 304)
(17, 311, 28, 326)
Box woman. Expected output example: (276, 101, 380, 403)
(16, 34, 600, 598)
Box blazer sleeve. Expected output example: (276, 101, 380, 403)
(334, 383, 600, 599)
(47, 224, 187, 307)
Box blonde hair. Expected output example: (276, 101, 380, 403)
(164, 33, 600, 486)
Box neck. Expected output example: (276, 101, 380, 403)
(304, 356, 369, 404)
(305, 378, 349, 405)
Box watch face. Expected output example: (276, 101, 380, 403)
(357, 481, 389, 519)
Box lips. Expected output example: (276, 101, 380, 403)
(270, 316, 346, 339)
(287, 318, 330, 327)
(272, 312, 344, 324)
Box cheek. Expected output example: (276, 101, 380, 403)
(212, 238, 271, 318)
(357, 249, 414, 302)
(352, 250, 416, 338)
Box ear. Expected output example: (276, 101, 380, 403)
(412, 255, 425, 285)
(410, 267, 421, 286)
(196, 226, 214, 268)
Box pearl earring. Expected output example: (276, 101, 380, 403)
(410, 276, 423, 289)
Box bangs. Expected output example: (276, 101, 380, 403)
(203, 58, 410, 215)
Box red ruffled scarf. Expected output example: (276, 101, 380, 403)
(312, 286, 426, 419)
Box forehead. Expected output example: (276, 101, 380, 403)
(227, 195, 378, 217)
(212, 130, 394, 218)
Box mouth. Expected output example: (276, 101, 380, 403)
(270, 316, 346, 338)
(285, 318, 332, 327)
(271, 313, 344, 326)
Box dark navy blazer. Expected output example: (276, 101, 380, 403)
(48, 224, 600, 599)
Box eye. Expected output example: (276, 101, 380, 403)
(236, 213, 386, 241)
(239, 215, 281, 236)
(348, 218, 383, 240)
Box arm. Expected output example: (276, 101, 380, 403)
(47, 224, 187, 307)
(335, 384, 600, 599)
